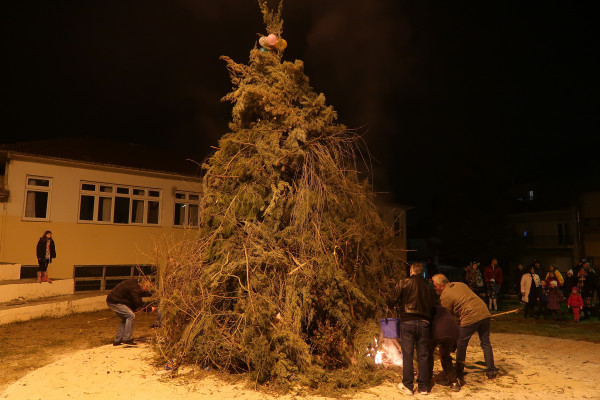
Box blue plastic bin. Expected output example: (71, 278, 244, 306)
(380, 318, 401, 338)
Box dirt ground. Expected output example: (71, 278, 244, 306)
(2, 310, 600, 399)
(0, 309, 156, 393)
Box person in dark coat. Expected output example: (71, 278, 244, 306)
(536, 280, 549, 319)
(465, 262, 484, 296)
(577, 267, 595, 320)
(394, 263, 436, 395)
(563, 269, 578, 298)
(484, 258, 503, 311)
(546, 281, 564, 320)
(582, 262, 597, 315)
(36, 230, 56, 283)
(428, 304, 461, 391)
(106, 279, 155, 346)
(531, 259, 546, 284)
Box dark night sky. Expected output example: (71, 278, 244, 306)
(1, 1, 597, 208)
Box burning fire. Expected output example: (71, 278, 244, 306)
(369, 337, 403, 367)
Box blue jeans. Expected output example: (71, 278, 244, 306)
(400, 320, 430, 391)
(455, 317, 495, 377)
(107, 302, 135, 342)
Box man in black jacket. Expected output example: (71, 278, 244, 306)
(106, 278, 155, 346)
(395, 263, 436, 395)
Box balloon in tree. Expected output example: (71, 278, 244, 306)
(157, 0, 403, 388)
(266, 33, 278, 46)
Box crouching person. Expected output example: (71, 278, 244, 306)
(106, 278, 155, 346)
(432, 274, 498, 383)
(429, 304, 461, 391)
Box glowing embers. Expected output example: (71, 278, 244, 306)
(369, 337, 403, 367)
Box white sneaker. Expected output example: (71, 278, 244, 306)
(397, 383, 414, 396)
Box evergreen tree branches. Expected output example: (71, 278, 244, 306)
(155, 0, 403, 388)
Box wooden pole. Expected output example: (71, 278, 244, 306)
(491, 307, 521, 317)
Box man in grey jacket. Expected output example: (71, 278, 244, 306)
(432, 274, 498, 382)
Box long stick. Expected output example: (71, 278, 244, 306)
(86, 317, 110, 323)
(491, 307, 521, 317)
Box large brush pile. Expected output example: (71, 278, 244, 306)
(155, 0, 404, 388)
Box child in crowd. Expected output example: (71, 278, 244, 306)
(545, 271, 560, 289)
(487, 278, 497, 311)
(536, 280, 549, 319)
(545, 265, 564, 287)
(546, 281, 564, 321)
(567, 287, 584, 323)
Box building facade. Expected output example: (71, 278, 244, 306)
(506, 189, 600, 270)
(0, 139, 202, 289)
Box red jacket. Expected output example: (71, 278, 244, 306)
(567, 293, 584, 308)
(484, 265, 503, 284)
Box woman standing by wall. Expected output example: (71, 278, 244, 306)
(36, 230, 56, 283)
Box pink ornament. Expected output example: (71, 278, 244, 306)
(266, 34, 278, 46)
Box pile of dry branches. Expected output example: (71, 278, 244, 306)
(151, 0, 404, 388)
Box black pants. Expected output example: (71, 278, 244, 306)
(37, 258, 50, 272)
(524, 299, 537, 317)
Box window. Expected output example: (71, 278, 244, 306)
(78, 181, 161, 225)
(73, 264, 156, 292)
(23, 176, 52, 220)
(174, 191, 201, 227)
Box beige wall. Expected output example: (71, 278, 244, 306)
(0, 155, 202, 279)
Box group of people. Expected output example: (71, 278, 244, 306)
(518, 260, 598, 322)
(463, 256, 599, 323)
(464, 258, 503, 311)
(393, 263, 497, 395)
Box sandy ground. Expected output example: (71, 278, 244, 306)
(2, 332, 599, 400)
